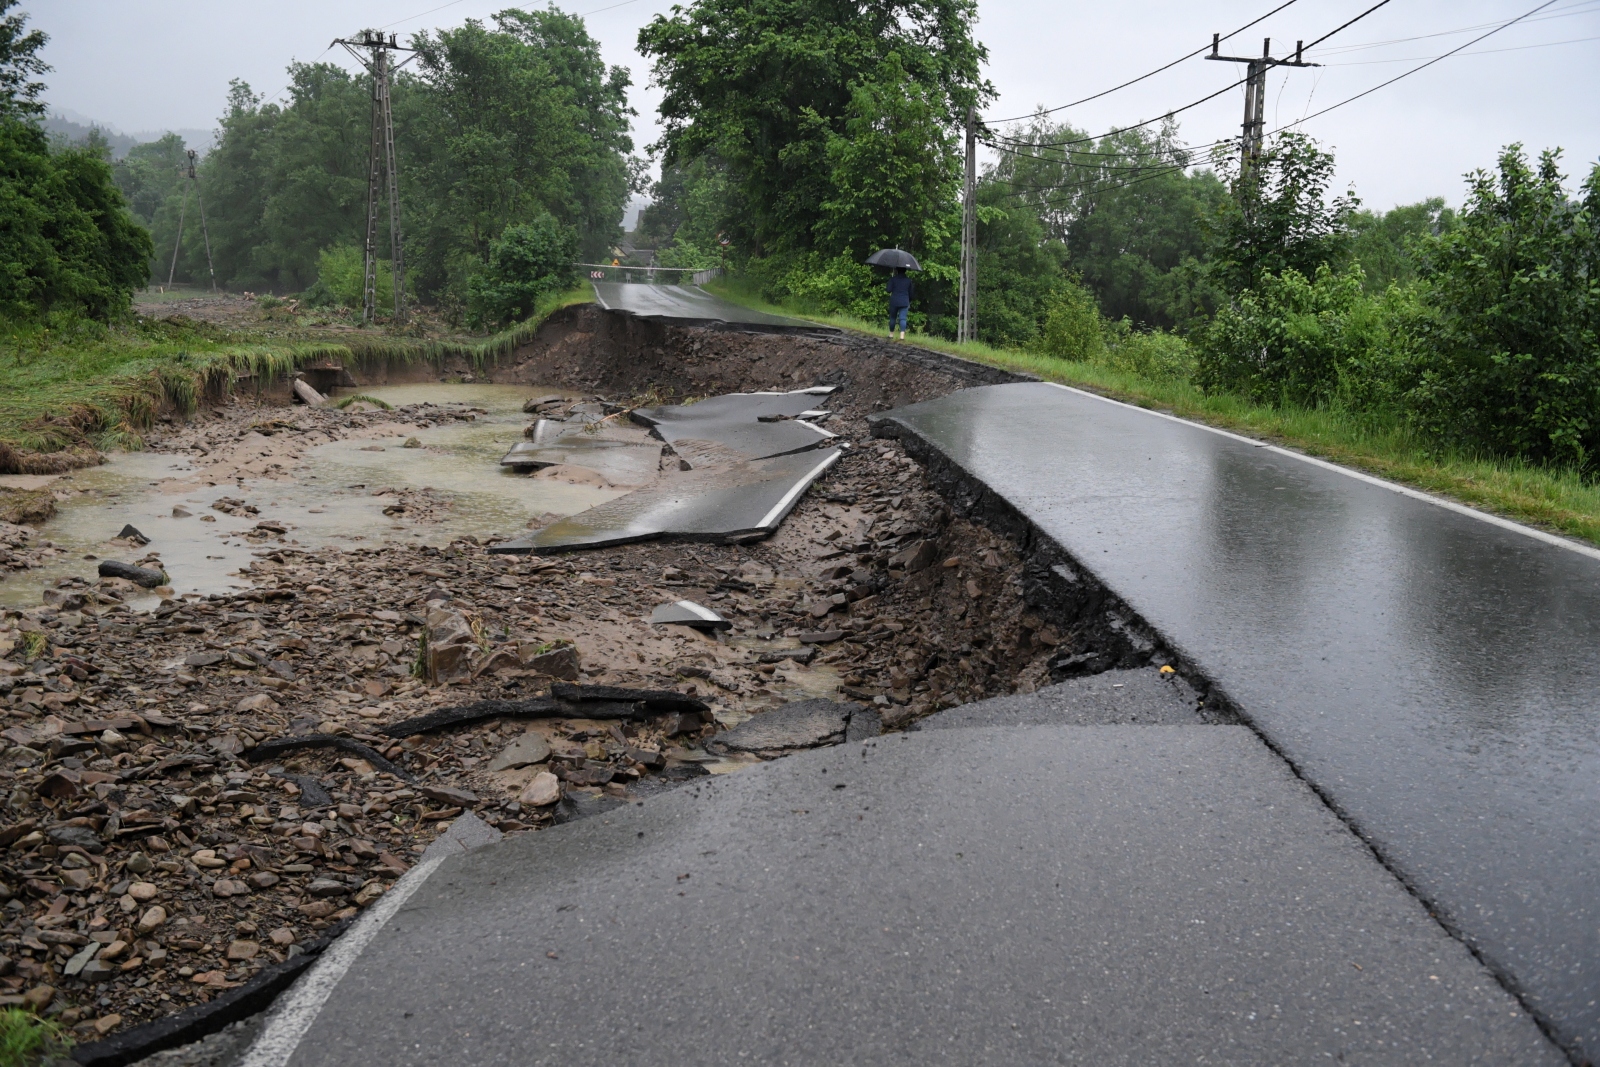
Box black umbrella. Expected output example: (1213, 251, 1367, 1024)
(865, 248, 923, 270)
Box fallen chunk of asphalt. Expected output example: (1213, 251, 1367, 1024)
(649, 600, 731, 630)
(244, 736, 414, 782)
(551, 682, 709, 713)
(758, 647, 818, 664)
(67, 914, 359, 1067)
(268, 772, 333, 808)
(710, 699, 866, 753)
(98, 560, 165, 587)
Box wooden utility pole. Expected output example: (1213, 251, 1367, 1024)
(334, 31, 419, 324)
(1205, 36, 1318, 172)
(958, 106, 977, 344)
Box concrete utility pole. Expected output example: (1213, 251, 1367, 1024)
(334, 31, 419, 324)
(1205, 36, 1319, 172)
(958, 106, 977, 344)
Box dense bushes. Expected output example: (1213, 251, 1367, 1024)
(1190, 146, 1600, 470)
(1407, 148, 1600, 468)
(0, 118, 151, 322)
(465, 216, 579, 329)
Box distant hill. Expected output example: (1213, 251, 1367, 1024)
(41, 110, 214, 160)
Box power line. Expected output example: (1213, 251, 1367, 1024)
(1322, 33, 1600, 64)
(1297, 0, 1399, 53)
(380, 0, 472, 31)
(1309, 0, 1599, 55)
(989, 0, 1401, 151)
(985, 0, 1303, 124)
(1276, 0, 1564, 133)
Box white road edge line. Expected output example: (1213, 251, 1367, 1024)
(1039, 381, 1600, 564)
(757, 449, 844, 530)
(235, 852, 451, 1067)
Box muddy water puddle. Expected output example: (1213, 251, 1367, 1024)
(2, 384, 632, 608)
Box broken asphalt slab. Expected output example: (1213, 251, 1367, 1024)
(873, 380, 1600, 1058)
(493, 387, 848, 555)
(491, 446, 842, 554)
(708, 697, 869, 753)
(256, 726, 1559, 1066)
(915, 667, 1210, 730)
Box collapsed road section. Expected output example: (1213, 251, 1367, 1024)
(872, 380, 1600, 1062)
(491, 387, 848, 554)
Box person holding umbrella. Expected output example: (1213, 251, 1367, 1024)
(866, 249, 922, 341)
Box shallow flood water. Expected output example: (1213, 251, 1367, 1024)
(1, 384, 631, 608)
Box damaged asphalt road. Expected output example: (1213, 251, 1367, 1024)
(1, 295, 1580, 1066)
(256, 725, 1558, 1067)
(0, 364, 1073, 1057)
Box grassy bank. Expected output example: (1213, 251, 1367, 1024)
(704, 277, 1600, 548)
(0, 287, 590, 473)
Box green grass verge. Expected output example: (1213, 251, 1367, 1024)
(703, 277, 1600, 548)
(0, 1008, 69, 1066)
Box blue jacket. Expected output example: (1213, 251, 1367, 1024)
(887, 274, 915, 308)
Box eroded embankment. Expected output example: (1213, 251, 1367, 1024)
(1, 305, 1207, 1057)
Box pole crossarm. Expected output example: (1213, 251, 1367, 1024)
(1204, 36, 1319, 168)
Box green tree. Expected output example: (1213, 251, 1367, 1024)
(1348, 197, 1457, 291)
(989, 116, 1226, 329)
(637, 155, 736, 259)
(407, 8, 637, 300)
(114, 133, 187, 226)
(1409, 146, 1600, 468)
(194, 9, 636, 302)
(638, 0, 989, 259)
(465, 215, 579, 328)
(960, 180, 1068, 346)
(1204, 132, 1359, 299)
(0, 120, 152, 320)
(0, 0, 49, 119)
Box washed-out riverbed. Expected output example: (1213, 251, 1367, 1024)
(0, 371, 1047, 1047)
(0, 384, 624, 609)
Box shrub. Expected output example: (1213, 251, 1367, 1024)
(753, 253, 885, 322)
(1406, 147, 1600, 469)
(466, 216, 579, 330)
(1032, 279, 1104, 364)
(1194, 264, 1379, 405)
(1100, 318, 1197, 381)
(655, 240, 718, 270)
(303, 246, 396, 311)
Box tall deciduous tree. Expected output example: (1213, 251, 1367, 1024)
(1410, 147, 1600, 468)
(193, 8, 637, 303)
(988, 117, 1226, 329)
(638, 0, 989, 259)
(0, 0, 49, 119)
(1204, 131, 1359, 298)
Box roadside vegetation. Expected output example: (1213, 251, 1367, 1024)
(0, 1007, 69, 1067)
(10, 0, 1600, 544)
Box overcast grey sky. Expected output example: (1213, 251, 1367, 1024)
(35, 0, 1600, 211)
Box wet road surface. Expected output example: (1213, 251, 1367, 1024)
(591, 282, 837, 334)
(875, 381, 1600, 1058)
(256, 726, 1557, 1066)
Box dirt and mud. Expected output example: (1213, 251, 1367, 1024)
(0, 307, 1104, 1053)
